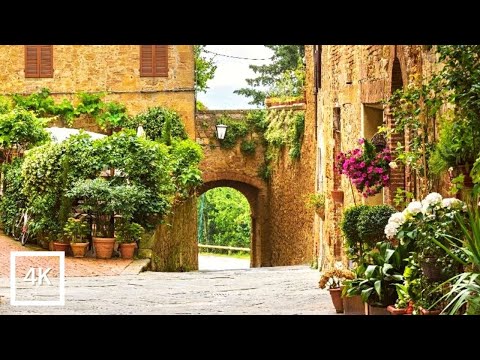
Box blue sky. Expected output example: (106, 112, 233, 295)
(196, 45, 274, 110)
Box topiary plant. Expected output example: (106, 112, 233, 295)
(340, 205, 369, 265)
(357, 205, 396, 248)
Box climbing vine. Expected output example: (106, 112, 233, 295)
(12, 88, 129, 131)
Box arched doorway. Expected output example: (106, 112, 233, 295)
(197, 177, 268, 268)
(197, 187, 251, 270)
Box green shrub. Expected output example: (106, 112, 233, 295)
(126, 106, 187, 141)
(357, 205, 396, 248)
(240, 139, 256, 155)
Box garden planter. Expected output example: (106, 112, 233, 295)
(419, 307, 442, 315)
(316, 207, 325, 219)
(119, 243, 137, 260)
(53, 242, 70, 252)
(70, 242, 89, 258)
(331, 190, 344, 204)
(366, 304, 390, 315)
(93, 237, 116, 259)
(328, 288, 344, 313)
(343, 295, 365, 315)
(387, 305, 408, 315)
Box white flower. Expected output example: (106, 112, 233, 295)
(405, 201, 423, 215)
(385, 222, 399, 239)
(441, 197, 463, 209)
(389, 161, 398, 169)
(389, 212, 406, 226)
(422, 192, 443, 211)
(334, 261, 344, 269)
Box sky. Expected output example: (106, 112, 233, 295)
(196, 45, 274, 110)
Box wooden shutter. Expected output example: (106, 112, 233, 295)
(140, 45, 168, 77)
(154, 45, 168, 77)
(25, 45, 53, 78)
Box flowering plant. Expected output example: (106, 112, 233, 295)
(337, 138, 391, 197)
(318, 268, 355, 289)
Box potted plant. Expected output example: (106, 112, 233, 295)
(53, 236, 70, 253)
(345, 241, 407, 315)
(67, 178, 119, 259)
(63, 216, 89, 258)
(319, 267, 355, 313)
(116, 220, 144, 259)
(306, 193, 325, 219)
(67, 178, 147, 259)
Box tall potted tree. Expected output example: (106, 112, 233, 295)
(63, 217, 90, 257)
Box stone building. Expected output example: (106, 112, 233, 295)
(0, 45, 195, 137)
(308, 45, 437, 269)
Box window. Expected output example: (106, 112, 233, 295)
(140, 45, 168, 77)
(25, 45, 53, 78)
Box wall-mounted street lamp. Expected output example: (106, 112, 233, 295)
(216, 124, 227, 140)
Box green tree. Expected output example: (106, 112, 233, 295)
(194, 45, 217, 93)
(198, 187, 251, 248)
(234, 45, 305, 106)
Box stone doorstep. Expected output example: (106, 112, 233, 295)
(120, 259, 151, 275)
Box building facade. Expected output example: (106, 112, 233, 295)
(309, 45, 438, 269)
(0, 45, 195, 137)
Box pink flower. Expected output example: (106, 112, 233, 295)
(358, 138, 365, 145)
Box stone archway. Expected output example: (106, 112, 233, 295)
(199, 171, 270, 267)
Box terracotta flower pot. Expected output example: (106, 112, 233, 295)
(315, 207, 325, 219)
(53, 242, 70, 252)
(119, 243, 137, 259)
(93, 237, 116, 259)
(419, 307, 442, 315)
(328, 288, 344, 313)
(343, 295, 365, 315)
(70, 242, 89, 258)
(387, 305, 407, 315)
(331, 190, 344, 204)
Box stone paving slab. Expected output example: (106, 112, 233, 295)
(0, 265, 335, 315)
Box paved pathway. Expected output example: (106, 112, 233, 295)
(0, 266, 333, 315)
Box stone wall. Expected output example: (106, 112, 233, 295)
(150, 197, 198, 272)
(0, 45, 195, 137)
(266, 46, 317, 266)
(315, 45, 437, 268)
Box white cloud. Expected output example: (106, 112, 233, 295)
(197, 45, 273, 110)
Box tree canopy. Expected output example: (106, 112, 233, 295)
(234, 45, 305, 106)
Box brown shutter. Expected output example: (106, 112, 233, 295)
(140, 45, 168, 77)
(154, 45, 168, 77)
(39, 46, 53, 77)
(25, 46, 39, 78)
(25, 45, 53, 78)
(140, 45, 154, 77)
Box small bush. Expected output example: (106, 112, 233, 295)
(357, 205, 396, 247)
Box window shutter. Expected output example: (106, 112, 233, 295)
(25, 46, 39, 78)
(39, 46, 53, 77)
(154, 45, 168, 77)
(25, 45, 53, 78)
(140, 45, 154, 77)
(140, 45, 169, 77)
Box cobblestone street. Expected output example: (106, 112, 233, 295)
(0, 265, 334, 315)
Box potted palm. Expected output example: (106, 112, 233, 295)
(63, 217, 90, 258)
(116, 221, 144, 259)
